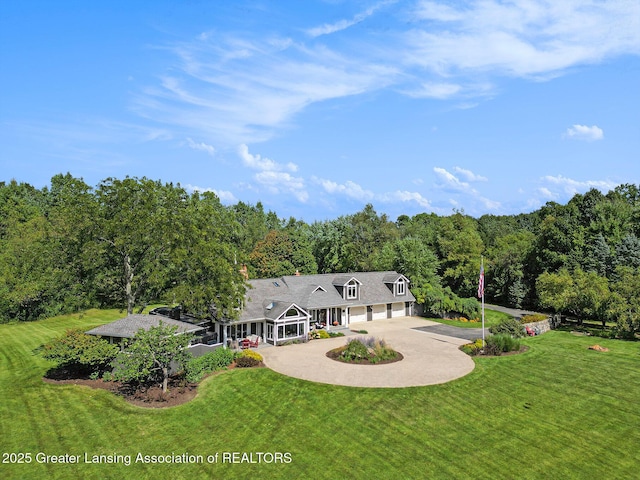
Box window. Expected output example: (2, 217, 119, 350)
(346, 282, 358, 299)
(285, 308, 299, 317)
(397, 281, 405, 296)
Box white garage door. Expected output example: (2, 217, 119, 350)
(349, 306, 366, 323)
(372, 304, 386, 320)
(392, 302, 405, 318)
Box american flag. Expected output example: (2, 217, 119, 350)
(477, 264, 485, 299)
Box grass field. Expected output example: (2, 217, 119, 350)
(1, 310, 639, 479)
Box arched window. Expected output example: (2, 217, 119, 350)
(346, 280, 358, 299)
(285, 308, 299, 317)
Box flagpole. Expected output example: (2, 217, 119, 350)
(480, 256, 485, 348)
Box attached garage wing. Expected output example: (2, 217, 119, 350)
(349, 306, 366, 323)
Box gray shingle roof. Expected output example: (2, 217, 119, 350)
(86, 314, 204, 339)
(238, 271, 415, 323)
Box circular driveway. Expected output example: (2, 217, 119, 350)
(259, 317, 475, 388)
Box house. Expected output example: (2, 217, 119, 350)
(86, 314, 206, 346)
(214, 271, 415, 346)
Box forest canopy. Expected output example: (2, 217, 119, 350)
(1, 175, 638, 335)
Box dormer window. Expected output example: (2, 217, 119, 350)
(397, 281, 405, 296)
(346, 280, 358, 299)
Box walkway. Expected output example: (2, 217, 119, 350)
(259, 317, 475, 388)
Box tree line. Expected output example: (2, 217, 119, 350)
(1, 174, 638, 336)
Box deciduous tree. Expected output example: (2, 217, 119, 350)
(112, 323, 193, 392)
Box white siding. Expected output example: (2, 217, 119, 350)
(372, 304, 386, 320)
(392, 302, 405, 318)
(349, 306, 366, 323)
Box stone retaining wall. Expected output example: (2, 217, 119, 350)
(522, 315, 561, 335)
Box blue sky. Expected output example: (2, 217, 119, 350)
(2, 1, 639, 221)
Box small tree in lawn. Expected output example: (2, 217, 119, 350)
(113, 322, 193, 393)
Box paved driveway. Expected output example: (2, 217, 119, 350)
(259, 317, 475, 388)
(413, 324, 489, 341)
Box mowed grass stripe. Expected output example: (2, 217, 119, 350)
(1, 312, 640, 479)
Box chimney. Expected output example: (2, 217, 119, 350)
(240, 264, 249, 280)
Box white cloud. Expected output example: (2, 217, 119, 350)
(563, 124, 604, 141)
(454, 167, 488, 182)
(314, 177, 375, 202)
(538, 187, 557, 200)
(379, 190, 431, 208)
(186, 138, 216, 156)
(433, 167, 469, 190)
(255, 171, 308, 202)
(541, 174, 617, 195)
(238, 144, 297, 172)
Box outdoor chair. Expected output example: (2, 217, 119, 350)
(246, 335, 260, 348)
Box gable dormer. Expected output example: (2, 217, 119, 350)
(332, 276, 362, 300)
(383, 273, 410, 297)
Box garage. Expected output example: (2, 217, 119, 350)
(349, 306, 366, 323)
(392, 302, 405, 317)
(372, 304, 386, 320)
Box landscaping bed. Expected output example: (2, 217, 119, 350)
(326, 336, 403, 365)
(43, 359, 262, 408)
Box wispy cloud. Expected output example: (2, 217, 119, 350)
(133, 34, 398, 147)
(563, 124, 604, 141)
(186, 138, 216, 155)
(406, 1, 640, 80)
(307, 0, 397, 37)
(132, 1, 639, 147)
(433, 166, 500, 212)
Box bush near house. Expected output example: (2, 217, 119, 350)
(236, 349, 263, 368)
(309, 329, 330, 339)
(184, 347, 237, 382)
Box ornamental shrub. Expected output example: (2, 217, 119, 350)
(309, 329, 330, 340)
(235, 356, 260, 368)
(341, 338, 369, 361)
(239, 349, 263, 362)
(460, 339, 484, 356)
(485, 334, 521, 355)
(489, 317, 525, 338)
(185, 348, 236, 382)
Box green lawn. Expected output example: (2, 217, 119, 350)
(428, 307, 511, 328)
(1, 310, 639, 479)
